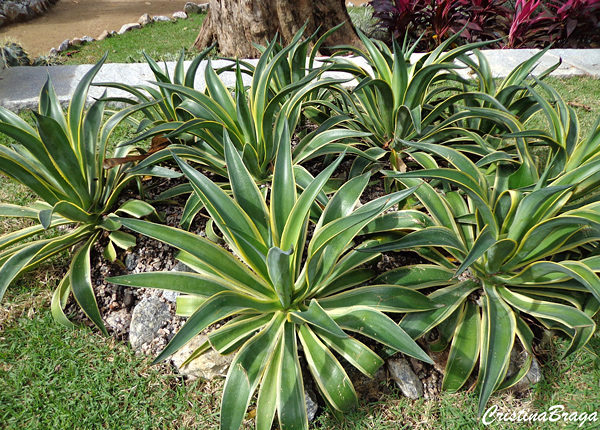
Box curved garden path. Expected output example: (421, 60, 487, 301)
(0, 0, 188, 56)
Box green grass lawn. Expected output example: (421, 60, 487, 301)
(59, 7, 371, 65)
(0, 289, 221, 429)
(542, 77, 600, 132)
(1, 288, 598, 429)
(1, 75, 600, 428)
(60, 13, 207, 65)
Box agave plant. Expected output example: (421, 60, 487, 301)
(0, 55, 174, 333)
(248, 23, 343, 99)
(107, 129, 438, 429)
(116, 26, 350, 180)
(375, 46, 572, 190)
(98, 27, 362, 231)
(97, 45, 216, 128)
(131, 114, 372, 231)
(415, 47, 562, 188)
(494, 77, 600, 200)
(328, 29, 498, 172)
(364, 142, 600, 414)
(124, 30, 374, 228)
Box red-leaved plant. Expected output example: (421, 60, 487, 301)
(370, 0, 600, 49)
(370, 0, 428, 42)
(455, 0, 511, 43)
(507, 0, 558, 48)
(548, 0, 600, 45)
(370, 0, 510, 49)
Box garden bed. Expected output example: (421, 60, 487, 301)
(2, 28, 600, 430)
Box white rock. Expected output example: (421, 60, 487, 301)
(97, 30, 110, 41)
(184, 2, 201, 14)
(172, 11, 188, 20)
(129, 297, 171, 351)
(48, 47, 58, 56)
(171, 334, 234, 380)
(152, 15, 171, 22)
(80, 35, 95, 43)
(70, 38, 83, 47)
(57, 39, 70, 52)
(118, 23, 141, 35)
(138, 13, 151, 26)
(162, 289, 179, 303)
(124, 252, 138, 270)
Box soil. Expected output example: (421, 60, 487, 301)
(0, 0, 190, 56)
(65, 175, 207, 355)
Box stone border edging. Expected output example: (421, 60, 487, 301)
(50, 2, 209, 56)
(1, 49, 599, 112)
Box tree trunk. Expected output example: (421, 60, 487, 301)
(193, 0, 360, 58)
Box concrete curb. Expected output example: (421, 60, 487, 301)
(1, 49, 599, 112)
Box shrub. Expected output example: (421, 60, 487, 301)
(370, 0, 511, 49)
(370, 0, 600, 48)
(507, 0, 556, 48)
(509, 0, 600, 48)
(107, 131, 438, 429)
(549, 0, 600, 43)
(365, 142, 600, 414)
(0, 56, 173, 332)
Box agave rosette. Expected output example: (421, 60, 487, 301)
(107, 128, 438, 429)
(326, 28, 501, 171)
(0, 55, 174, 333)
(365, 141, 600, 414)
(123, 27, 353, 181)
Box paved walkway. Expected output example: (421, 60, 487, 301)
(1, 49, 599, 112)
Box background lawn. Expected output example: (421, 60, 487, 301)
(60, 13, 207, 65)
(57, 7, 373, 65)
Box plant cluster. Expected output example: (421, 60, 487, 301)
(370, 0, 600, 49)
(1, 29, 600, 429)
(0, 55, 176, 333)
